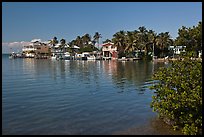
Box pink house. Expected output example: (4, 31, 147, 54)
(102, 42, 118, 60)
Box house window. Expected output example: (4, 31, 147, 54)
(37, 47, 41, 50)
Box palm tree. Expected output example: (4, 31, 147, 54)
(156, 32, 173, 57)
(75, 36, 83, 48)
(82, 33, 91, 46)
(103, 39, 112, 43)
(138, 26, 149, 55)
(93, 32, 102, 50)
(49, 37, 58, 47)
(112, 30, 126, 57)
(67, 40, 75, 54)
(147, 30, 157, 59)
(124, 31, 136, 54)
(60, 38, 66, 52)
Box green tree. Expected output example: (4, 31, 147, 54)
(49, 36, 58, 47)
(124, 31, 137, 57)
(155, 32, 173, 58)
(137, 26, 149, 53)
(112, 30, 126, 58)
(82, 33, 91, 46)
(145, 30, 157, 59)
(149, 54, 202, 135)
(175, 21, 202, 56)
(60, 38, 66, 51)
(93, 32, 102, 49)
(75, 36, 83, 48)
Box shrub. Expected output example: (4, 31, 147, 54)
(149, 55, 202, 135)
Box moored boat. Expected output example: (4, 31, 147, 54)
(9, 52, 17, 59)
(81, 52, 96, 60)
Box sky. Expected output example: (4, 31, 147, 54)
(2, 2, 202, 53)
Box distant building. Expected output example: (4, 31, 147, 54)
(50, 43, 71, 59)
(22, 40, 50, 57)
(35, 43, 50, 55)
(50, 43, 64, 59)
(168, 45, 186, 57)
(102, 42, 118, 60)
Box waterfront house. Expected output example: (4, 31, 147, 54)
(102, 42, 118, 60)
(35, 43, 50, 57)
(81, 52, 94, 60)
(168, 45, 186, 57)
(22, 40, 50, 58)
(22, 45, 35, 58)
(22, 40, 40, 58)
(50, 43, 65, 59)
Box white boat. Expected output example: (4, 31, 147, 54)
(81, 52, 96, 60)
(25, 53, 35, 58)
(64, 52, 72, 60)
(9, 55, 15, 59)
(50, 52, 64, 60)
(51, 53, 56, 60)
(9, 52, 17, 59)
(75, 53, 82, 60)
(51, 56, 57, 60)
(87, 56, 96, 60)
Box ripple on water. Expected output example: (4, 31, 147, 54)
(3, 58, 178, 135)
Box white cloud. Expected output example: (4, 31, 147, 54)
(2, 41, 31, 47)
(2, 41, 31, 53)
(2, 39, 48, 53)
(31, 39, 41, 43)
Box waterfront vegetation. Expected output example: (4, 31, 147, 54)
(47, 21, 201, 60)
(16, 21, 201, 60)
(48, 32, 101, 54)
(149, 52, 202, 135)
(147, 21, 202, 135)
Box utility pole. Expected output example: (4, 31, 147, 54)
(98, 39, 99, 50)
(152, 43, 154, 61)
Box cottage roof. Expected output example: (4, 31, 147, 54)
(54, 43, 61, 48)
(102, 42, 114, 46)
(43, 41, 50, 44)
(73, 45, 80, 49)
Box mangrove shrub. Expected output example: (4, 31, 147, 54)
(149, 56, 202, 135)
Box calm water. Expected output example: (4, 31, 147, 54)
(2, 54, 182, 135)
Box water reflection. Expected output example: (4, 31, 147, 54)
(20, 59, 166, 94)
(114, 61, 152, 89)
(101, 60, 168, 94)
(21, 59, 168, 94)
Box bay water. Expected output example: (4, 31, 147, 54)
(2, 54, 182, 135)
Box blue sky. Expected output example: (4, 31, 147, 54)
(2, 2, 202, 53)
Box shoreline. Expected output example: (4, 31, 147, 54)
(112, 117, 183, 135)
(154, 57, 202, 62)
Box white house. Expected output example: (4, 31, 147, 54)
(168, 45, 186, 55)
(22, 39, 44, 57)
